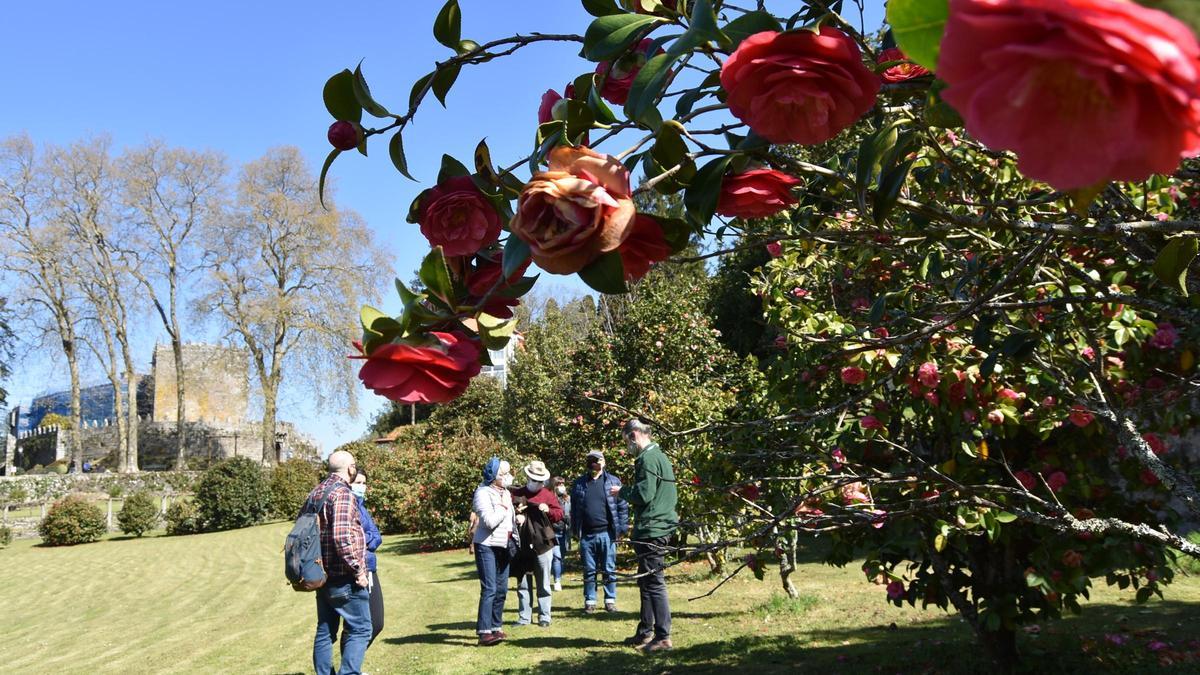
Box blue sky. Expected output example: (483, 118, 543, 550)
(1, 1, 884, 453)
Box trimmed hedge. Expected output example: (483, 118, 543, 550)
(194, 457, 269, 532)
(165, 499, 202, 535)
(268, 458, 322, 520)
(38, 495, 107, 546)
(117, 491, 160, 537)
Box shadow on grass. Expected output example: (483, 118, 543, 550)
(383, 631, 477, 647)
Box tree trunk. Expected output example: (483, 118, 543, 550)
(124, 370, 139, 472)
(63, 337, 84, 473)
(979, 627, 1018, 675)
(778, 528, 799, 599)
(261, 379, 279, 466)
(172, 338, 186, 470)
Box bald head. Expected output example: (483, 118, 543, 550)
(328, 450, 356, 480)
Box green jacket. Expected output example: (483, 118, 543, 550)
(618, 442, 678, 539)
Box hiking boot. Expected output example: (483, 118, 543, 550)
(643, 637, 673, 652)
(624, 632, 654, 647)
(478, 633, 501, 646)
(605, 602, 617, 613)
(584, 605, 597, 615)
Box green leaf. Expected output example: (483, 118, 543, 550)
(682, 0, 725, 49)
(683, 156, 731, 227)
(419, 246, 454, 304)
(352, 63, 391, 118)
(873, 158, 914, 224)
(994, 511, 1018, 523)
(503, 236, 532, 281)
(856, 122, 901, 206)
(564, 99, 596, 142)
(389, 133, 416, 181)
(433, 0, 462, 50)
(675, 87, 712, 117)
(395, 278, 419, 306)
(721, 10, 781, 48)
(651, 121, 688, 169)
(583, 14, 664, 62)
(624, 52, 678, 123)
(925, 79, 964, 128)
(432, 64, 461, 107)
(582, 0, 622, 17)
(318, 148, 340, 209)
(323, 70, 362, 123)
(438, 154, 471, 183)
(1153, 235, 1198, 296)
(651, 215, 691, 253)
(409, 72, 434, 111)
(578, 251, 628, 294)
(868, 295, 887, 324)
(886, 0, 948, 71)
(473, 138, 501, 188)
(477, 313, 519, 350)
(585, 75, 620, 124)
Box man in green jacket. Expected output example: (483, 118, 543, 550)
(610, 419, 677, 652)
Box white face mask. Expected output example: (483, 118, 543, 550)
(556, 486, 566, 495)
(499, 474, 513, 488)
(527, 480, 543, 492)
(350, 484, 366, 499)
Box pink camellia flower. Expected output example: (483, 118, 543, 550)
(510, 146, 635, 274)
(924, 391, 940, 406)
(720, 28, 880, 145)
(997, 388, 1023, 403)
(1041, 396, 1056, 408)
(1046, 471, 1068, 493)
(886, 580, 905, 600)
(1143, 433, 1168, 456)
(917, 361, 940, 388)
(766, 241, 782, 257)
(877, 47, 931, 83)
(841, 366, 867, 385)
(353, 332, 482, 404)
(860, 415, 884, 431)
(538, 87, 567, 124)
(617, 214, 673, 282)
(963, 409, 978, 424)
(1081, 346, 1096, 361)
(1061, 549, 1083, 568)
(716, 169, 802, 219)
(1014, 470, 1038, 490)
(842, 482, 871, 504)
(596, 38, 660, 105)
(937, 0, 1200, 191)
(1148, 322, 1180, 350)
(792, 287, 809, 298)
(1068, 405, 1095, 428)
(832, 448, 847, 470)
(870, 509, 888, 529)
(987, 409, 1004, 425)
(851, 297, 870, 311)
(773, 335, 788, 349)
(417, 176, 503, 257)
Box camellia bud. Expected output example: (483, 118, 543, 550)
(327, 120, 361, 151)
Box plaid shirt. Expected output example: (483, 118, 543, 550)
(308, 475, 366, 578)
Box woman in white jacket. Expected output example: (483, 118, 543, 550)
(472, 457, 518, 646)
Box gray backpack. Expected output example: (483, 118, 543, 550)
(284, 486, 341, 592)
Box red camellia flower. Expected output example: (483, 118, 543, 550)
(617, 214, 673, 281)
(840, 366, 867, 385)
(917, 361, 940, 388)
(1068, 405, 1095, 428)
(417, 176, 502, 257)
(886, 580, 905, 600)
(938, 0, 1200, 190)
(876, 47, 930, 83)
(510, 146, 636, 274)
(596, 39, 660, 105)
(1143, 432, 1168, 456)
(720, 28, 880, 144)
(860, 415, 884, 431)
(354, 332, 482, 404)
(715, 169, 802, 218)
(537, 84, 576, 124)
(766, 241, 782, 257)
(465, 252, 532, 319)
(1014, 470, 1037, 490)
(1148, 322, 1180, 350)
(1046, 471, 1068, 493)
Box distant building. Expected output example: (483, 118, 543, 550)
(478, 334, 523, 388)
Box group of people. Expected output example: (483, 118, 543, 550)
(301, 418, 677, 675)
(470, 419, 678, 653)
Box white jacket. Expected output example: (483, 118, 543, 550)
(472, 483, 515, 547)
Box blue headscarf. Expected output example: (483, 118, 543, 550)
(481, 456, 501, 484)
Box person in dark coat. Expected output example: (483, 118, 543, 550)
(509, 460, 563, 626)
(570, 450, 628, 613)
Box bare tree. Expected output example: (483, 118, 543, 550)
(195, 146, 388, 465)
(120, 142, 228, 469)
(45, 138, 142, 472)
(0, 135, 86, 471)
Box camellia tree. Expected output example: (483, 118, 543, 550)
(324, 0, 1200, 670)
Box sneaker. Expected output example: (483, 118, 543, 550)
(643, 637, 673, 652)
(605, 602, 617, 613)
(478, 633, 501, 646)
(584, 605, 597, 615)
(539, 619, 551, 627)
(624, 633, 654, 647)
(553, 580, 562, 592)
(515, 620, 531, 626)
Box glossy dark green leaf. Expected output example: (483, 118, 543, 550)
(409, 72, 434, 112)
(675, 87, 711, 117)
(585, 75, 619, 124)
(578, 251, 628, 294)
(433, 0, 462, 50)
(395, 278, 420, 306)
(583, 14, 663, 62)
(722, 10, 782, 47)
(681, 0, 725, 50)
(873, 158, 914, 224)
(624, 52, 678, 124)
(318, 148, 340, 209)
(564, 99, 595, 142)
(502, 236, 532, 281)
(1153, 236, 1198, 296)
(474, 138, 501, 187)
(389, 133, 416, 181)
(407, 188, 429, 224)
(432, 64, 461, 107)
(352, 63, 391, 118)
(477, 313, 519, 350)
(419, 246, 454, 305)
(887, 0, 948, 71)
(323, 70, 362, 123)
(683, 155, 731, 227)
(582, 0, 622, 17)
(437, 154, 471, 184)
(867, 295, 887, 324)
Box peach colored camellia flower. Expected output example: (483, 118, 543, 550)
(617, 214, 673, 282)
(716, 168, 802, 218)
(876, 47, 930, 83)
(510, 146, 636, 274)
(353, 332, 482, 404)
(417, 176, 502, 257)
(937, 0, 1200, 191)
(720, 27, 880, 145)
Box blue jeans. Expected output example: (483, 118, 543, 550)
(517, 549, 555, 624)
(580, 531, 617, 606)
(474, 544, 510, 634)
(314, 575, 372, 675)
(552, 534, 567, 581)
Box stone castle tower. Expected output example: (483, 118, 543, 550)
(151, 343, 248, 423)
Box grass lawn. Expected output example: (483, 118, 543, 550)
(1, 522, 1198, 674)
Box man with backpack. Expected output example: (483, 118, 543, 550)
(305, 449, 371, 675)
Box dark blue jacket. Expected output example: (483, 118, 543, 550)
(356, 497, 382, 572)
(570, 471, 629, 540)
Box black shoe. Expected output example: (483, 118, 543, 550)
(605, 602, 617, 613)
(584, 605, 597, 615)
(643, 637, 673, 652)
(478, 633, 501, 646)
(624, 633, 654, 647)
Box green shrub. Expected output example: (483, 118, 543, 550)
(8, 486, 28, 504)
(341, 440, 413, 535)
(165, 499, 202, 535)
(194, 457, 269, 532)
(38, 495, 107, 546)
(49, 460, 69, 475)
(0, 525, 12, 548)
(268, 458, 322, 519)
(116, 491, 160, 537)
(106, 483, 124, 499)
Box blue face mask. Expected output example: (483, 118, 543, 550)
(350, 483, 366, 500)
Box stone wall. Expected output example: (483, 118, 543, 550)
(152, 344, 248, 424)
